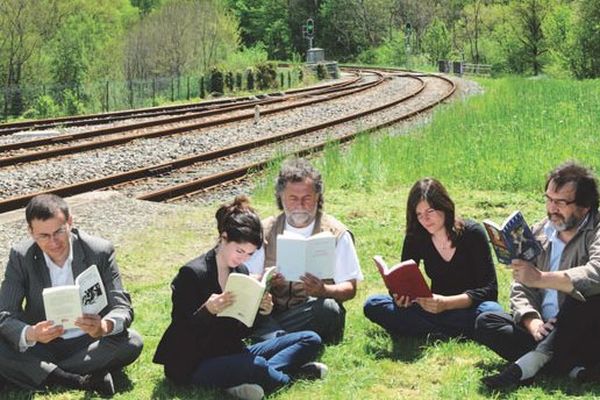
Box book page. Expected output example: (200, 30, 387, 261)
(305, 234, 335, 279)
(75, 265, 108, 315)
(277, 234, 308, 281)
(218, 273, 264, 327)
(42, 286, 82, 329)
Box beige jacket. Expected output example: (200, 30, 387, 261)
(510, 211, 600, 324)
(263, 211, 350, 311)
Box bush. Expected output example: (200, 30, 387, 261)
(61, 89, 86, 116)
(22, 95, 60, 119)
(256, 62, 277, 90)
(246, 68, 255, 91)
(208, 67, 224, 94)
(316, 64, 328, 80)
(235, 72, 243, 91)
(225, 71, 234, 92)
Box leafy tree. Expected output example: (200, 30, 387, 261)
(543, 4, 575, 77)
(571, 0, 600, 78)
(512, 0, 549, 75)
(422, 18, 452, 64)
(131, 0, 162, 16)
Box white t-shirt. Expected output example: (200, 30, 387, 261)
(245, 219, 363, 283)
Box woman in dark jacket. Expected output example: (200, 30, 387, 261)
(364, 178, 502, 339)
(154, 196, 326, 400)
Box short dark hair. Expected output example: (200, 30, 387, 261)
(406, 178, 464, 244)
(25, 194, 70, 227)
(546, 161, 599, 211)
(275, 158, 324, 211)
(215, 195, 263, 248)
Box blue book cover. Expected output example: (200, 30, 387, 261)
(483, 211, 542, 265)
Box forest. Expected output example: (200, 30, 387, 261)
(1, 0, 599, 119)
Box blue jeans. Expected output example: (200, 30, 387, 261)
(190, 330, 321, 393)
(363, 294, 503, 338)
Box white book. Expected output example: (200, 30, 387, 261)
(276, 230, 335, 282)
(218, 266, 277, 327)
(42, 265, 108, 329)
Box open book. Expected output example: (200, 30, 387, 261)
(276, 231, 335, 282)
(42, 264, 108, 329)
(373, 256, 432, 301)
(218, 266, 277, 327)
(483, 210, 542, 265)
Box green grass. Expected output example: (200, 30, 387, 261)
(5, 76, 600, 399)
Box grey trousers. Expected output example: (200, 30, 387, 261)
(252, 297, 346, 344)
(0, 328, 143, 390)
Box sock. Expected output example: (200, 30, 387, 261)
(45, 367, 86, 389)
(515, 350, 551, 380)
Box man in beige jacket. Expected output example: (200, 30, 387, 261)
(475, 161, 600, 389)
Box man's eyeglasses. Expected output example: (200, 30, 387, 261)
(33, 225, 69, 243)
(543, 194, 576, 208)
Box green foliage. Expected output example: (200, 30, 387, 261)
(235, 71, 243, 91)
(246, 67, 255, 90)
(22, 95, 60, 119)
(358, 30, 406, 67)
(422, 18, 451, 65)
(316, 63, 328, 80)
(61, 89, 86, 116)
(255, 62, 277, 90)
(225, 71, 234, 92)
(571, 0, 600, 78)
(208, 67, 224, 94)
(221, 45, 269, 73)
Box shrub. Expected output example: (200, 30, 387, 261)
(22, 95, 60, 119)
(209, 67, 224, 94)
(256, 62, 277, 90)
(246, 68, 255, 91)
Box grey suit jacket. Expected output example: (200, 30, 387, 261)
(0, 228, 133, 350)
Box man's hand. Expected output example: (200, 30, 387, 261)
(415, 294, 448, 314)
(26, 320, 64, 343)
(205, 292, 235, 315)
(523, 316, 556, 341)
(75, 314, 113, 338)
(259, 293, 274, 315)
(511, 259, 543, 287)
(270, 272, 287, 288)
(300, 273, 326, 297)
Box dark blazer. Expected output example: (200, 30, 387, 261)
(0, 228, 134, 349)
(153, 248, 250, 385)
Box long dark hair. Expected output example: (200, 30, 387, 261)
(405, 178, 464, 245)
(215, 195, 263, 248)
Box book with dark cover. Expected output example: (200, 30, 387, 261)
(373, 256, 432, 301)
(483, 210, 542, 265)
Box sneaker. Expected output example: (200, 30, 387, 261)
(297, 362, 329, 380)
(225, 383, 264, 400)
(481, 363, 532, 391)
(82, 372, 115, 397)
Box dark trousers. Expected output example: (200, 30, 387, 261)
(474, 295, 600, 372)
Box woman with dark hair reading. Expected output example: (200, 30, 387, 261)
(364, 178, 502, 339)
(153, 196, 326, 400)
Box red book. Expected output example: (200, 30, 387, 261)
(373, 256, 432, 301)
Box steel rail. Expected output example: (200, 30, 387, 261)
(0, 75, 383, 167)
(0, 75, 362, 152)
(139, 74, 456, 202)
(0, 73, 424, 213)
(0, 75, 360, 136)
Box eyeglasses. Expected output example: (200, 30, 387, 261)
(33, 225, 69, 243)
(543, 193, 576, 208)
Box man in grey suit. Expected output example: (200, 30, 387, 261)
(0, 194, 143, 395)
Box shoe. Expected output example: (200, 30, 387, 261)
(225, 383, 264, 400)
(82, 372, 115, 397)
(576, 364, 600, 383)
(481, 363, 532, 391)
(296, 362, 328, 380)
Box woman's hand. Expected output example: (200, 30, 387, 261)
(205, 292, 235, 315)
(259, 293, 274, 315)
(392, 293, 413, 308)
(415, 294, 448, 314)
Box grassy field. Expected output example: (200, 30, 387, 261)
(5, 76, 600, 399)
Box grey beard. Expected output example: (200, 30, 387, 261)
(550, 214, 580, 232)
(286, 211, 314, 227)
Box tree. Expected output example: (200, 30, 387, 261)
(571, 0, 600, 78)
(422, 18, 452, 64)
(513, 0, 549, 75)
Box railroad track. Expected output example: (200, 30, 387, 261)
(0, 73, 380, 166)
(0, 75, 360, 137)
(0, 68, 455, 213)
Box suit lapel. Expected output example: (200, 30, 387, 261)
(71, 231, 88, 278)
(33, 245, 52, 289)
